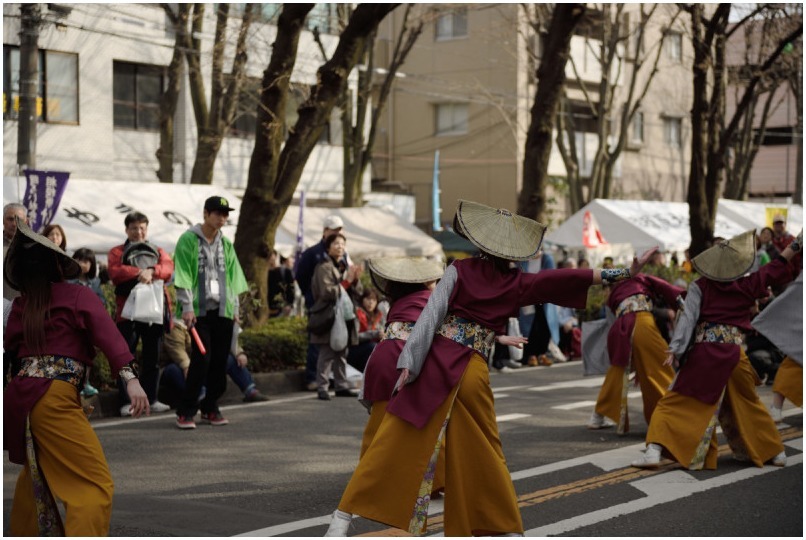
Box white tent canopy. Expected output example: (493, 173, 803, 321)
(3, 178, 443, 262)
(274, 205, 444, 260)
(545, 198, 803, 256)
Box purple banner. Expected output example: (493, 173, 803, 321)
(23, 169, 71, 233)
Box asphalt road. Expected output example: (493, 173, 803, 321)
(3, 361, 803, 537)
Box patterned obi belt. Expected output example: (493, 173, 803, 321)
(383, 321, 415, 341)
(17, 355, 85, 388)
(436, 314, 495, 360)
(695, 322, 745, 346)
(615, 294, 653, 317)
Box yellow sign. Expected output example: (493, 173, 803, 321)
(765, 207, 788, 228)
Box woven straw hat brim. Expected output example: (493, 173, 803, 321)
(691, 229, 757, 282)
(3, 216, 81, 290)
(367, 257, 445, 296)
(454, 200, 545, 261)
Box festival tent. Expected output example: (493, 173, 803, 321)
(544, 198, 777, 257)
(3, 178, 443, 262)
(715, 199, 802, 233)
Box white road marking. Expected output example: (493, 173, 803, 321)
(525, 444, 803, 537)
(92, 394, 314, 429)
(529, 376, 606, 391)
(493, 393, 510, 399)
(497, 413, 532, 422)
(552, 391, 642, 410)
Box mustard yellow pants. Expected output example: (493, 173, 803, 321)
(10, 380, 114, 536)
(772, 357, 803, 408)
(647, 352, 784, 469)
(595, 312, 674, 431)
(340, 355, 522, 536)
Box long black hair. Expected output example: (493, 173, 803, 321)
(17, 245, 65, 354)
(72, 247, 98, 279)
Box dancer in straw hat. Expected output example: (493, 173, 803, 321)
(3, 217, 149, 535)
(632, 229, 802, 470)
(326, 200, 658, 537)
(587, 273, 686, 434)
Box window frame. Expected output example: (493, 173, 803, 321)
(3, 44, 79, 125)
(664, 31, 682, 62)
(630, 111, 644, 144)
(434, 102, 469, 136)
(663, 116, 682, 148)
(435, 8, 468, 41)
(112, 60, 166, 132)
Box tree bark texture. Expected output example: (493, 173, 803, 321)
(235, 4, 314, 325)
(517, 4, 586, 223)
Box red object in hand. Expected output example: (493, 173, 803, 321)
(190, 326, 206, 355)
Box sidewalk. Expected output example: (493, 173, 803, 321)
(85, 369, 306, 420)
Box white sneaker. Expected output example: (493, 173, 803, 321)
(587, 412, 615, 430)
(632, 443, 662, 468)
(771, 451, 787, 467)
(324, 509, 352, 537)
(119, 404, 132, 417)
(769, 405, 784, 423)
(497, 366, 514, 373)
(150, 401, 171, 413)
(504, 359, 522, 369)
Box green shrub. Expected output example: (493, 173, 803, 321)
(240, 316, 308, 373)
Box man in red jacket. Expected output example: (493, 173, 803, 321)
(108, 212, 174, 416)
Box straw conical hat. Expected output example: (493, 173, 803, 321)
(453, 200, 546, 261)
(692, 229, 756, 282)
(367, 257, 445, 296)
(4, 216, 80, 291)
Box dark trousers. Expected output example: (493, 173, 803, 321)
(305, 339, 319, 384)
(346, 341, 376, 373)
(160, 354, 254, 408)
(522, 305, 550, 363)
(177, 311, 234, 417)
(117, 320, 163, 404)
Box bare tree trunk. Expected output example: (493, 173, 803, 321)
(235, 4, 314, 325)
(517, 4, 586, 222)
(555, 97, 583, 212)
(156, 4, 190, 183)
(188, 3, 255, 185)
(236, 4, 397, 323)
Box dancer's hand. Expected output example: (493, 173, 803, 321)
(393, 368, 410, 396)
(631, 246, 659, 276)
(496, 335, 528, 348)
(125, 379, 150, 418)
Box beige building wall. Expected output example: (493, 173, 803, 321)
(373, 4, 694, 230)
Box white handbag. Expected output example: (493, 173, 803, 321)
(121, 280, 164, 325)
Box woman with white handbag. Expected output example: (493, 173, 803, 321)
(310, 233, 363, 401)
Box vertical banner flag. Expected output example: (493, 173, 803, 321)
(23, 170, 71, 233)
(582, 210, 608, 248)
(432, 150, 443, 232)
(293, 190, 306, 274)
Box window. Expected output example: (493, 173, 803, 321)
(435, 8, 468, 41)
(631, 111, 644, 143)
(3, 45, 78, 124)
(665, 31, 682, 62)
(113, 61, 164, 130)
(435, 103, 468, 135)
(663, 117, 682, 148)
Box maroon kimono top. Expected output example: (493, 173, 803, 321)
(362, 289, 431, 403)
(387, 258, 592, 428)
(4, 282, 134, 464)
(606, 274, 685, 368)
(672, 258, 795, 404)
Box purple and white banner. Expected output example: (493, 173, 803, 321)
(23, 169, 70, 233)
(295, 190, 306, 260)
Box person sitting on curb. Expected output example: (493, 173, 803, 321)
(160, 318, 269, 407)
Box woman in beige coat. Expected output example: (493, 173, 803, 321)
(311, 233, 363, 400)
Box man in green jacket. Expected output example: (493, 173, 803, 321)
(173, 196, 248, 429)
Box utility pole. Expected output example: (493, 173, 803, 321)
(17, 3, 42, 170)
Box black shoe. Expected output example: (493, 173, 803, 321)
(334, 389, 358, 397)
(318, 390, 331, 400)
(243, 390, 270, 402)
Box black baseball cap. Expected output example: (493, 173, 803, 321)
(204, 195, 236, 213)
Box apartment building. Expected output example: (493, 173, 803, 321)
(2, 3, 368, 202)
(371, 4, 694, 230)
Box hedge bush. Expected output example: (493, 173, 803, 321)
(240, 316, 308, 373)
